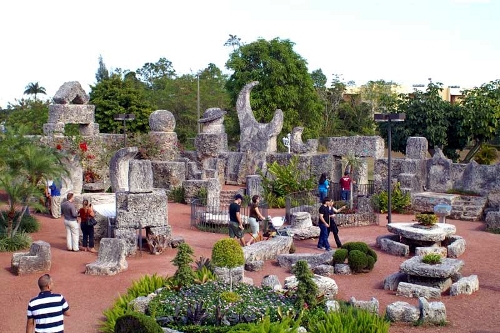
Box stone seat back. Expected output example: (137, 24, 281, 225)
(11, 240, 51, 275)
(85, 238, 128, 276)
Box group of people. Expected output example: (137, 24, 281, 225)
(318, 171, 354, 202)
(60, 193, 97, 253)
(317, 197, 346, 251)
(228, 193, 266, 246)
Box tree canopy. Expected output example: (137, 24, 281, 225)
(23, 82, 46, 101)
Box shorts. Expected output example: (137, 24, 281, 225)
(248, 217, 259, 238)
(228, 221, 244, 239)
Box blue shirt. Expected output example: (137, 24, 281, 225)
(318, 179, 329, 192)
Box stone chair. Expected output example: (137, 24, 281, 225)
(85, 238, 128, 276)
(11, 240, 51, 275)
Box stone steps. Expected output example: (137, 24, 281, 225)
(220, 189, 244, 206)
(412, 192, 487, 221)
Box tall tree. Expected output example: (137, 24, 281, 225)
(89, 72, 153, 134)
(225, 37, 324, 145)
(5, 99, 49, 135)
(359, 80, 399, 114)
(95, 55, 109, 83)
(460, 79, 500, 162)
(136, 58, 176, 88)
(224, 34, 242, 50)
(23, 82, 46, 101)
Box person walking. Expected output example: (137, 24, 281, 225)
(340, 171, 354, 202)
(317, 173, 330, 202)
(228, 194, 246, 246)
(79, 199, 97, 253)
(328, 199, 346, 248)
(26, 274, 70, 333)
(317, 197, 332, 251)
(247, 195, 266, 246)
(61, 193, 80, 252)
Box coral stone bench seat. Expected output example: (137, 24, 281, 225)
(11, 240, 51, 276)
(85, 238, 128, 276)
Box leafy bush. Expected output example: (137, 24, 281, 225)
(292, 260, 318, 310)
(332, 248, 348, 264)
(220, 291, 241, 303)
(0, 232, 32, 252)
(0, 211, 40, 234)
(172, 243, 196, 287)
(422, 253, 442, 265)
(196, 188, 208, 206)
(306, 305, 390, 333)
(474, 144, 498, 165)
(169, 187, 186, 203)
(415, 213, 438, 226)
(371, 182, 411, 213)
(211, 239, 244, 269)
(114, 312, 163, 333)
(341, 242, 378, 273)
(229, 315, 300, 333)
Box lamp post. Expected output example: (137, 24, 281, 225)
(197, 72, 201, 134)
(374, 113, 405, 224)
(282, 133, 291, 153)
(114, 113, 135, 147)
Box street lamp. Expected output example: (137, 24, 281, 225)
(374, 112, 405, 224)
(282, 133, 291, 153)
(114, 114, 135, 147)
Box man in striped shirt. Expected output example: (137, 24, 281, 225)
(26, 274, 70, 333)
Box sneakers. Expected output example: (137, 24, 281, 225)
(317, 246, 325, 250)
(325, 248, 333, 251)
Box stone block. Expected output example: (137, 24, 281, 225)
(290, 212, 313, 228)
(244, 236, 293, 262)
(261, 275, 282, 291)
(400, 256, 464, 279)
(149, 110, 176, 132)
(116, 189, 168, 229)
(384, 272, 407, 290)
(109, 147, 139, 192)
(419, 297, 447, 324)
(326, 136, 385, 158)
(85, 238, 128, 276)
(450, 275, 479, 296)
(407, 275, 452, 291)
(415, 246, 447, 258)
(53, 81, 90, 104)
(379, 237, 410, 257)
(376, 234, 400, 247)
(246, 175, 263, 198)
(334, 263, 352, 275)
(325, 300, 341, 312)
(397, 282, 441, 299)
(43, 122, 65, 136)
(245, 260, 264, 272)
(130, 295, 154, 314)
(349, 296, 379, 314)
(284, 274, 338, 300)
(445, 235, 466, 258)
(152, 161, 186, 190)
(405, 137, 428, 159)
(386, 301, 420, 322)
(11, 241, 51, 275)
(214, 265, 244, 285)
(485, 211, 500, 230)
(149, 132, 179, 161)
(48, 104, 95, 124)
(195, 133, 228, 158)
(79, 122, 99, 136)
(114, 228, 139, 256)
(313, 264, 335, 276)
(128, 160, 153, 193)
(277, 250, 333, 269)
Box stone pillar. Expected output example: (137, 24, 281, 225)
(246, 175, 263, 198)
(148, 110, 179, 161)
(406, 137, 428, 159)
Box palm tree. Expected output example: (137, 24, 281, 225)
(23, 82, 47, 101)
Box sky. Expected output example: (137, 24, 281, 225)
(1, 0, 499, 108)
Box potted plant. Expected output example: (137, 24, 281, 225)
(415, 212, 438, 226)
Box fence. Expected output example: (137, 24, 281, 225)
(190, 198, 268, 234)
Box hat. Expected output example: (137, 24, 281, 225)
(344, 171, 350, 175)
(198, 107, 227, 123)
(234, 194, 244, 200)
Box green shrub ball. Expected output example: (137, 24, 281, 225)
(333, 248, 348, 264)
(348, 250, 368, 273)
(114, 312, 163, 333)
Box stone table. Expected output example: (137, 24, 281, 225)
(387, 222, 456, 249)
(400, 256, 464, 291)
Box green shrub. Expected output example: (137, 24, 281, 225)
(366, 255, 376, 271)
(366, 248, 378, 262)
(220, 291, 241, 303)
(342, 242, 369, 253)
(229, 315, 300, 333)
(307, 305, 390, 333)
(114, 312, 163, 333)
(172, 243, 196, 287)
(0, 211, 40, 234)
(0, 232, 32, 252)
(422, 253, 442, 265)
(169, 186, 186, 203)
(348, 250, 368, 273)
(371, 182, 411, 213)
(474, 144, 498, 165)
(196, 188, 208, 206)
(332, 248, 348, 264)
(211, 239, 244, 268)
(292, 260, 318, 310)
(415, 213, 438, 226)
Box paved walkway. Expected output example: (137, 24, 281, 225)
(1, 203, 499, 333)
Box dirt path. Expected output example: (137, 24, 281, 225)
(1, 203, 499, 333)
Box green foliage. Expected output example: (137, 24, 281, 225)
(0, 211, 40, 234)
(371, 182, 411, 213)
(228, 315, 301, 333)
(292, 260, 318, 310)
(101, 274, 169, 333)
(4, 99, 49, 135)
(169, 186, 186, 203)
(114, 312, 163, 333)
(23, 82, 47, 100)
(194, 266, 217, 285)
(225, 37, 324, 143)
(172, 243, 196, 287)
(332, 248, 348, 264)
(415, 213, 438, 226)
(474, 145, 498, 165)
(196, 188, 208, 206)
(211, 238, 245, 269)
(306, 305, 390, 333)
(422, 253, 442, 265)
(149, 280, 295, 327)
(258, 156, 316, 208)
(89, 72, 154, 134)
(0, 232, 32, 252)
(220, 291, 241, 303)
(341, 242, 378, 273)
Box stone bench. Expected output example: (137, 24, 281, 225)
(11, 240, 51, 276)
(85, 238, 128, 276)
(243, 236, 293, 263)
(277, 251, 334, 270)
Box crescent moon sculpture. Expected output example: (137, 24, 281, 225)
(236, 81, 284, 153)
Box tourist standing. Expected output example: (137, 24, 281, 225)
(61, 193, 80, 252)
(328, 200, 346, 248)
(317, 173, 330, 202)
(340, 171, 354, 201)
(79, 199, 97, 253)
(247, 195, 266, 246)
(46, 179, 62, 219)
(26, 274, 70, 333)
(229, 194, 246, 246)
(317, 197, 332, 251)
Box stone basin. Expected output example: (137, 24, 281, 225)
(387, 223, 456, 242)
(400, 256, 464, 279)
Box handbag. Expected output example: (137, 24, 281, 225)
(87, 216, 98, 227)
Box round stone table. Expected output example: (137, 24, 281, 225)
(387, 222, 456, 248)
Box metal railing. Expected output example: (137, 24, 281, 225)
(190, 198, 268, 234)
